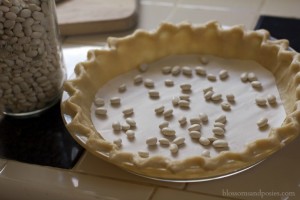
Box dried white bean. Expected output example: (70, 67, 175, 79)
(226, 94, 235, 102)
(133, 74, 143, 84)
(214, 122, 225, 129)
(113, 138, 122, 147)
(188, 124, 201, 132)
(267, 94, 277, 104)
(5, 12, 17, 20)
(179, 95, 190, 101)
(159, 138, 170, 145)
(211, 93, 222, 101)
(146, 137, 158, 146)
(207, 136, 218, 142)
(165, 79, 174, 87)
(212, 127, 225, 136)
(178, 100, 190, 108)
(221, 102, 231, 111)
(125, 130, 135, 138)
(201, 150, 210, 157)
(110, 97, 121, 105)
(0, 6, 9, 12)
(173, 137, 185, 145)
(172, 96, 180, 106)
(215, 115, 227, 123)
(255, 97, 267, 106)
(189, 131, 201, 139)
(155, 105, 165, 114)
(32, 11, 45, 21)
(121, 123, 131, 131)
(148, 90, 160, 98)
(161, 127, 176, 136)
(118, 84, 127, 92)
(203, 86, 213, 94)
(219, 70, 228, 79)
(138, 151, 149, 158)
(163, 109, 173, 118)
(112, 121, 121, 131)
(247, 72, 257, 82)
(195, 66, 207, 76)
(159, 121, 169, 129)
(19, 8, 31, 18)
(144, 78, 154, 88)
(240, 72, 248, 82)
(171, 66, 181, 76)
(94, 97, 105, 107)
(212, 139, 228, 148)
(169, 143, 179, 153)
(204, 90, 214, 100)
(199, 137, 210, 146)
(251, 81, 262, 89)
(199, 113, 208, 122)
(95, 107, 107, 115)
(190, 117, 201, 124)
(178, 116, 187, 125)
(182, 66, 192, 76)
(257, 117, 268, 128)
(207, 74, 217, 81)
(162, 66, 172, 74)
(180, 83, 192, 91)
(126, 118, 136, 127)
(122, 107, 134, 116)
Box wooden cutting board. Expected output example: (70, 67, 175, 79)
(55, 0, 138, 36)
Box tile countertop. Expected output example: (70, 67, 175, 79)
(1, 0, 300, 200)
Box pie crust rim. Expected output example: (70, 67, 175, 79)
(61, 21, 300, 180)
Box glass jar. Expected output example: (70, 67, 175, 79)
(0, 0, 66, 117)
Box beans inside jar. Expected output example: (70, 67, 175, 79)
(0, 0, 65, 116)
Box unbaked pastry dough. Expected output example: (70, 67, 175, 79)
(62, 21, 300, 180)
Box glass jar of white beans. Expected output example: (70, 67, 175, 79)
(0, 0, 66, 117)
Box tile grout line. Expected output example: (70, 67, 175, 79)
(164, 0, 180, 22)
(147, 186, 158, 200)
(250, 0, 267, 29)
(71, 169, 184, 189)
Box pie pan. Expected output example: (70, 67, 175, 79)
(61, 21, 300, 181)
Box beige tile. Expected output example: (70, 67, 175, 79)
(73, 152, 186, 189)
(168, 5, 259, 29)
(186, 136, 300, 200)
(178, 0, 264, 12)
(0, 160, 154, 200)
(261, 0, 300, 18)
(152, 188, 227, 200)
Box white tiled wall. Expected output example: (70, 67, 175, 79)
(261, 0, 300, 18)
(1, 0, 300, 200)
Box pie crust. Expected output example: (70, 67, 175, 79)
(62, 21, 300, 180)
